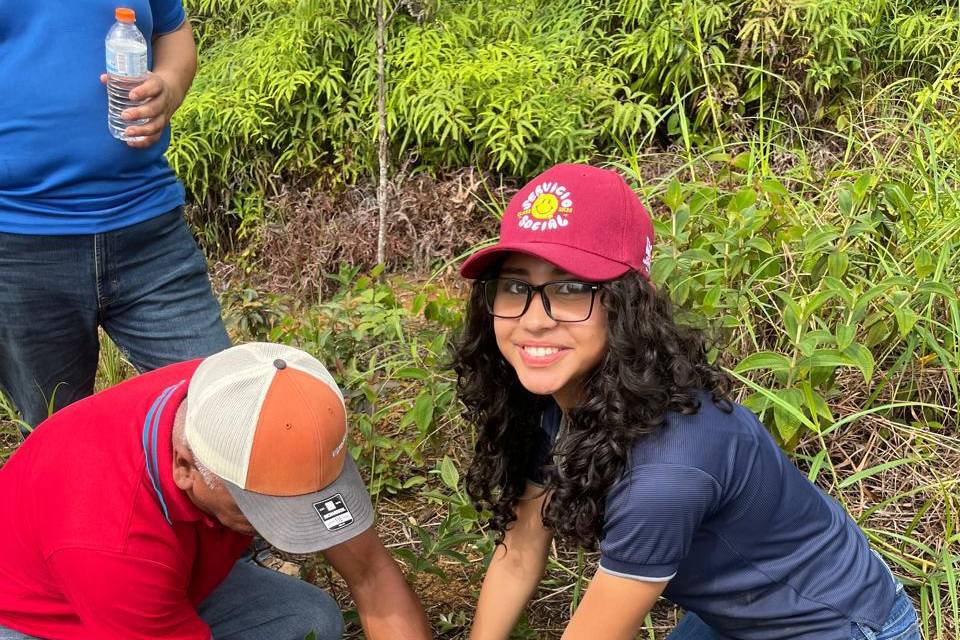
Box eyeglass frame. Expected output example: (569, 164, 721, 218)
(479, 277, 602, 322)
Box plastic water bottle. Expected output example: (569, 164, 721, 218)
(105, 7, 149, 140)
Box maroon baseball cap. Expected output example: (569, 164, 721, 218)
(460, 163, 654, 281)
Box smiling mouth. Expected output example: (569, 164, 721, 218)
(517, 344, 572, 367)
(521, 345, 563, 357)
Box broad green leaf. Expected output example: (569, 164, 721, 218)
(917, 282, 957, 299)
(913, 249, 934, 279)
(664, 178, 683, 213)
(797, 334, 820, 358)
(802, 290, 839, 323)
(673, 278, 691, 306)
(410, 293, 427, 315)
(703, 286, 722, 310)
(827, 250, 848, 278)
(838, 188, 853, 215)
(675, 202, 691, 235)
(822, 276, 854, 307)
(881, 181, 913, 214)
(853, 173, 873, 202)
(395, 367, 429, 380)
(864, 319, 892, 348)
(747, 237, 773, 254)
(729, 188, 757, 213)
(439, 456, 460, 491)
(783, 303, 800, 343)
(801, 384, 833, 431)
(835, 324, 857, 351)
(760, 178, 789, 197)
(680, 248, 716, 263)
(413, 392, 434, 435)
(732, 151, 752, 170)
(774, 389, 805, 444)
(741, 391, 771, 414)
(851, 282, 897, 323)
(803, 229, 840, 252)
(402, 475, 428, 489)
(650, 256, 677, 285)
(734, 352, 792, 374)
(894, 307, 918, 337)
(798, 350, 855, 376)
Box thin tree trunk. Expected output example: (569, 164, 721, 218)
(376, 0, 388, 266)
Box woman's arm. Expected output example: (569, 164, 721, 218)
(470, 483, 554, 640)
(561, 570, 668, 640)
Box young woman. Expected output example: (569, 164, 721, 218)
(453, 164, 919, 640)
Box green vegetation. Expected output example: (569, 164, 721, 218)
(172, 0, 959, 223)
(1, 0, 958, 637)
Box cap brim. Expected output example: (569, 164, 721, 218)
(460, 241, 630, 281)
(225, 456, 374, 554)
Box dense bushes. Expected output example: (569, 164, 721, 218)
(172, 0, 959, 211)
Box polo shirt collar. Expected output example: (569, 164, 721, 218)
(142, 379, 216, 527)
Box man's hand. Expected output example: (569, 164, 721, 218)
(99, 72, 179, 148)
(322, 527, 431, 640)
(100, 19, 197, 149)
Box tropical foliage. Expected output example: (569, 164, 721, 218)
(2, 1, 958, 637)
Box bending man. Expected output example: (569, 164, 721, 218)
(0, 343, 431, 640)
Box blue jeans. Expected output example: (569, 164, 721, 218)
(0, 558, 344, 639)
(0, 208, 230, 427)
(666, 583, 920, 640)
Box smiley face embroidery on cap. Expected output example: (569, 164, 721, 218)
(517, 181, 573, 232)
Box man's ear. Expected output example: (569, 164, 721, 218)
(172, 440, 196, 491)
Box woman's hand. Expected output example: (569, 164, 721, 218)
(470, 483, 554, 640)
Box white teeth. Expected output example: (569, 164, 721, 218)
(523, 346, 560, 357)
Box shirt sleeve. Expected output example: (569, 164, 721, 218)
(599, 464, 720, 582)
(151, 0, 187, 36)
(47, 547, 212, 640)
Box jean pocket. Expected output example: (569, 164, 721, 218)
(877, 591, 920, 640)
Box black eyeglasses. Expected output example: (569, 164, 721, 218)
(480, 278, 600, 322)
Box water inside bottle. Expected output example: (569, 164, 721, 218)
(106, 39, 149, 141)
(107, 77, 149, 140)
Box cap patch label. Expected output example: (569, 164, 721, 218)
(643, 237, 653, 273)
(518, 181, 572, 232)
(313, 494, 354, 531)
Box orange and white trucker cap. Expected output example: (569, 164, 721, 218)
(184, 342, 373, 553)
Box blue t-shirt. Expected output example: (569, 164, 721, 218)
(529, 396, 896, 640)
(0, 1, 186, 235)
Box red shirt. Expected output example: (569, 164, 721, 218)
(0, 360, 252, 639)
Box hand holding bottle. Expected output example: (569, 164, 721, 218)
(99, 70, 178, 148)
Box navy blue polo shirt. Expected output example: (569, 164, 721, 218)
(529, 395, 896, 640)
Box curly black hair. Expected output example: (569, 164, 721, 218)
(453, 269, 732, 549)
